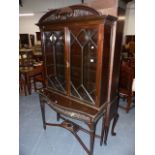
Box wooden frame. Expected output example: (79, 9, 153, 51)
(36, 4, 122, 155)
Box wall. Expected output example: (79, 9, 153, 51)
(19, 0, 135, 43)
(124, 1, 135, 35)
(19, 0, 81, 43)
(85, 0, 135, 35)
(19, 13, 43, 43)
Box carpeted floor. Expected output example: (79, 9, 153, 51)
(19, 92, 135, 155)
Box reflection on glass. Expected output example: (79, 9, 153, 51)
(44, 31, 66, 93)
(70, 28, 98, 104)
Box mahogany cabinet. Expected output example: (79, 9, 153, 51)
(37, 5, 119, 155)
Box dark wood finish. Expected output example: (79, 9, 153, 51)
(122, 35, 135, 58)
(125, 35, 135, 44)
(95, 24, 104, 107)
(119, 59, 135, 112)
(100, 0, 128, 146)
(36, 4, 123, 155)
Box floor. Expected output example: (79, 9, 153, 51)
(19, 92, 135, 155)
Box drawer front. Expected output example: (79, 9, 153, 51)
(41, 89, 99, 119)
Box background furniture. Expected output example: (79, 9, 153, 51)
(122, 35, 135, 58)
(30, 34, 35, 46)
(32, 44, 43, 62)
(120, 34, 135, 113)
(19, 33, 35, 48)
(19, 48, 34, 67)
(19, 64, 45, 95)
(125, 35, 135, 44)
(36, 32, 41, 41)
(19, 48, 44, 95)
(119, 58, 135, 113)
(36, 4, 126, 155)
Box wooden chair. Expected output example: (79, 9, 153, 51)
(119, 59, 135, 113)
(33, 65, 45, 91)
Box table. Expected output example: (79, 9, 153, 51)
(19, 65, 44, 95)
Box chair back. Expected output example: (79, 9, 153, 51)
(119, 60, 135, 92)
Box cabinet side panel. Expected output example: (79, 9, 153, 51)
(100, 23, 112, 106)
(110, 7, 126, 100)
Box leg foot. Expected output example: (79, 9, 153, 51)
(100, 117, 104, 146)
(104, 126, 109, 145)
(111, 113, 119, 136)
(39, 95, 46, 130)
(57, 113, 60, 121)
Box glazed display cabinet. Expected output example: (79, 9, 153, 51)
(37, 4, 121, 155)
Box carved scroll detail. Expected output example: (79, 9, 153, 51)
(39, 5, 101, 24)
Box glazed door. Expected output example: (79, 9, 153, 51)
(43, 30, 66, 94)
(69, 27, 98, 104)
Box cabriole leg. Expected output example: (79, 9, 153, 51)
(104, 126, 109, 145)
(100, 116, 104, 146)
(111, 113, 119, 136)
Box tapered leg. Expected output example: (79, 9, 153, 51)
(100, 115, 110, 146)
(89, 123, 96, 155)
(104, 126, 109, 145)
(102, 105, 111, 146)
(39, 95, 46, 130)
(111, 113, 119, 136)
(100, 116, 104, 146)
(57, 113, 60, 121)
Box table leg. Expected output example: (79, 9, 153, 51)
(25, 74, 31, 95)
(88, 123, 96, 155)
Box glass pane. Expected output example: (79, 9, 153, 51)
(44, 31, 66, 93)
(70, 28, 98, 104)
